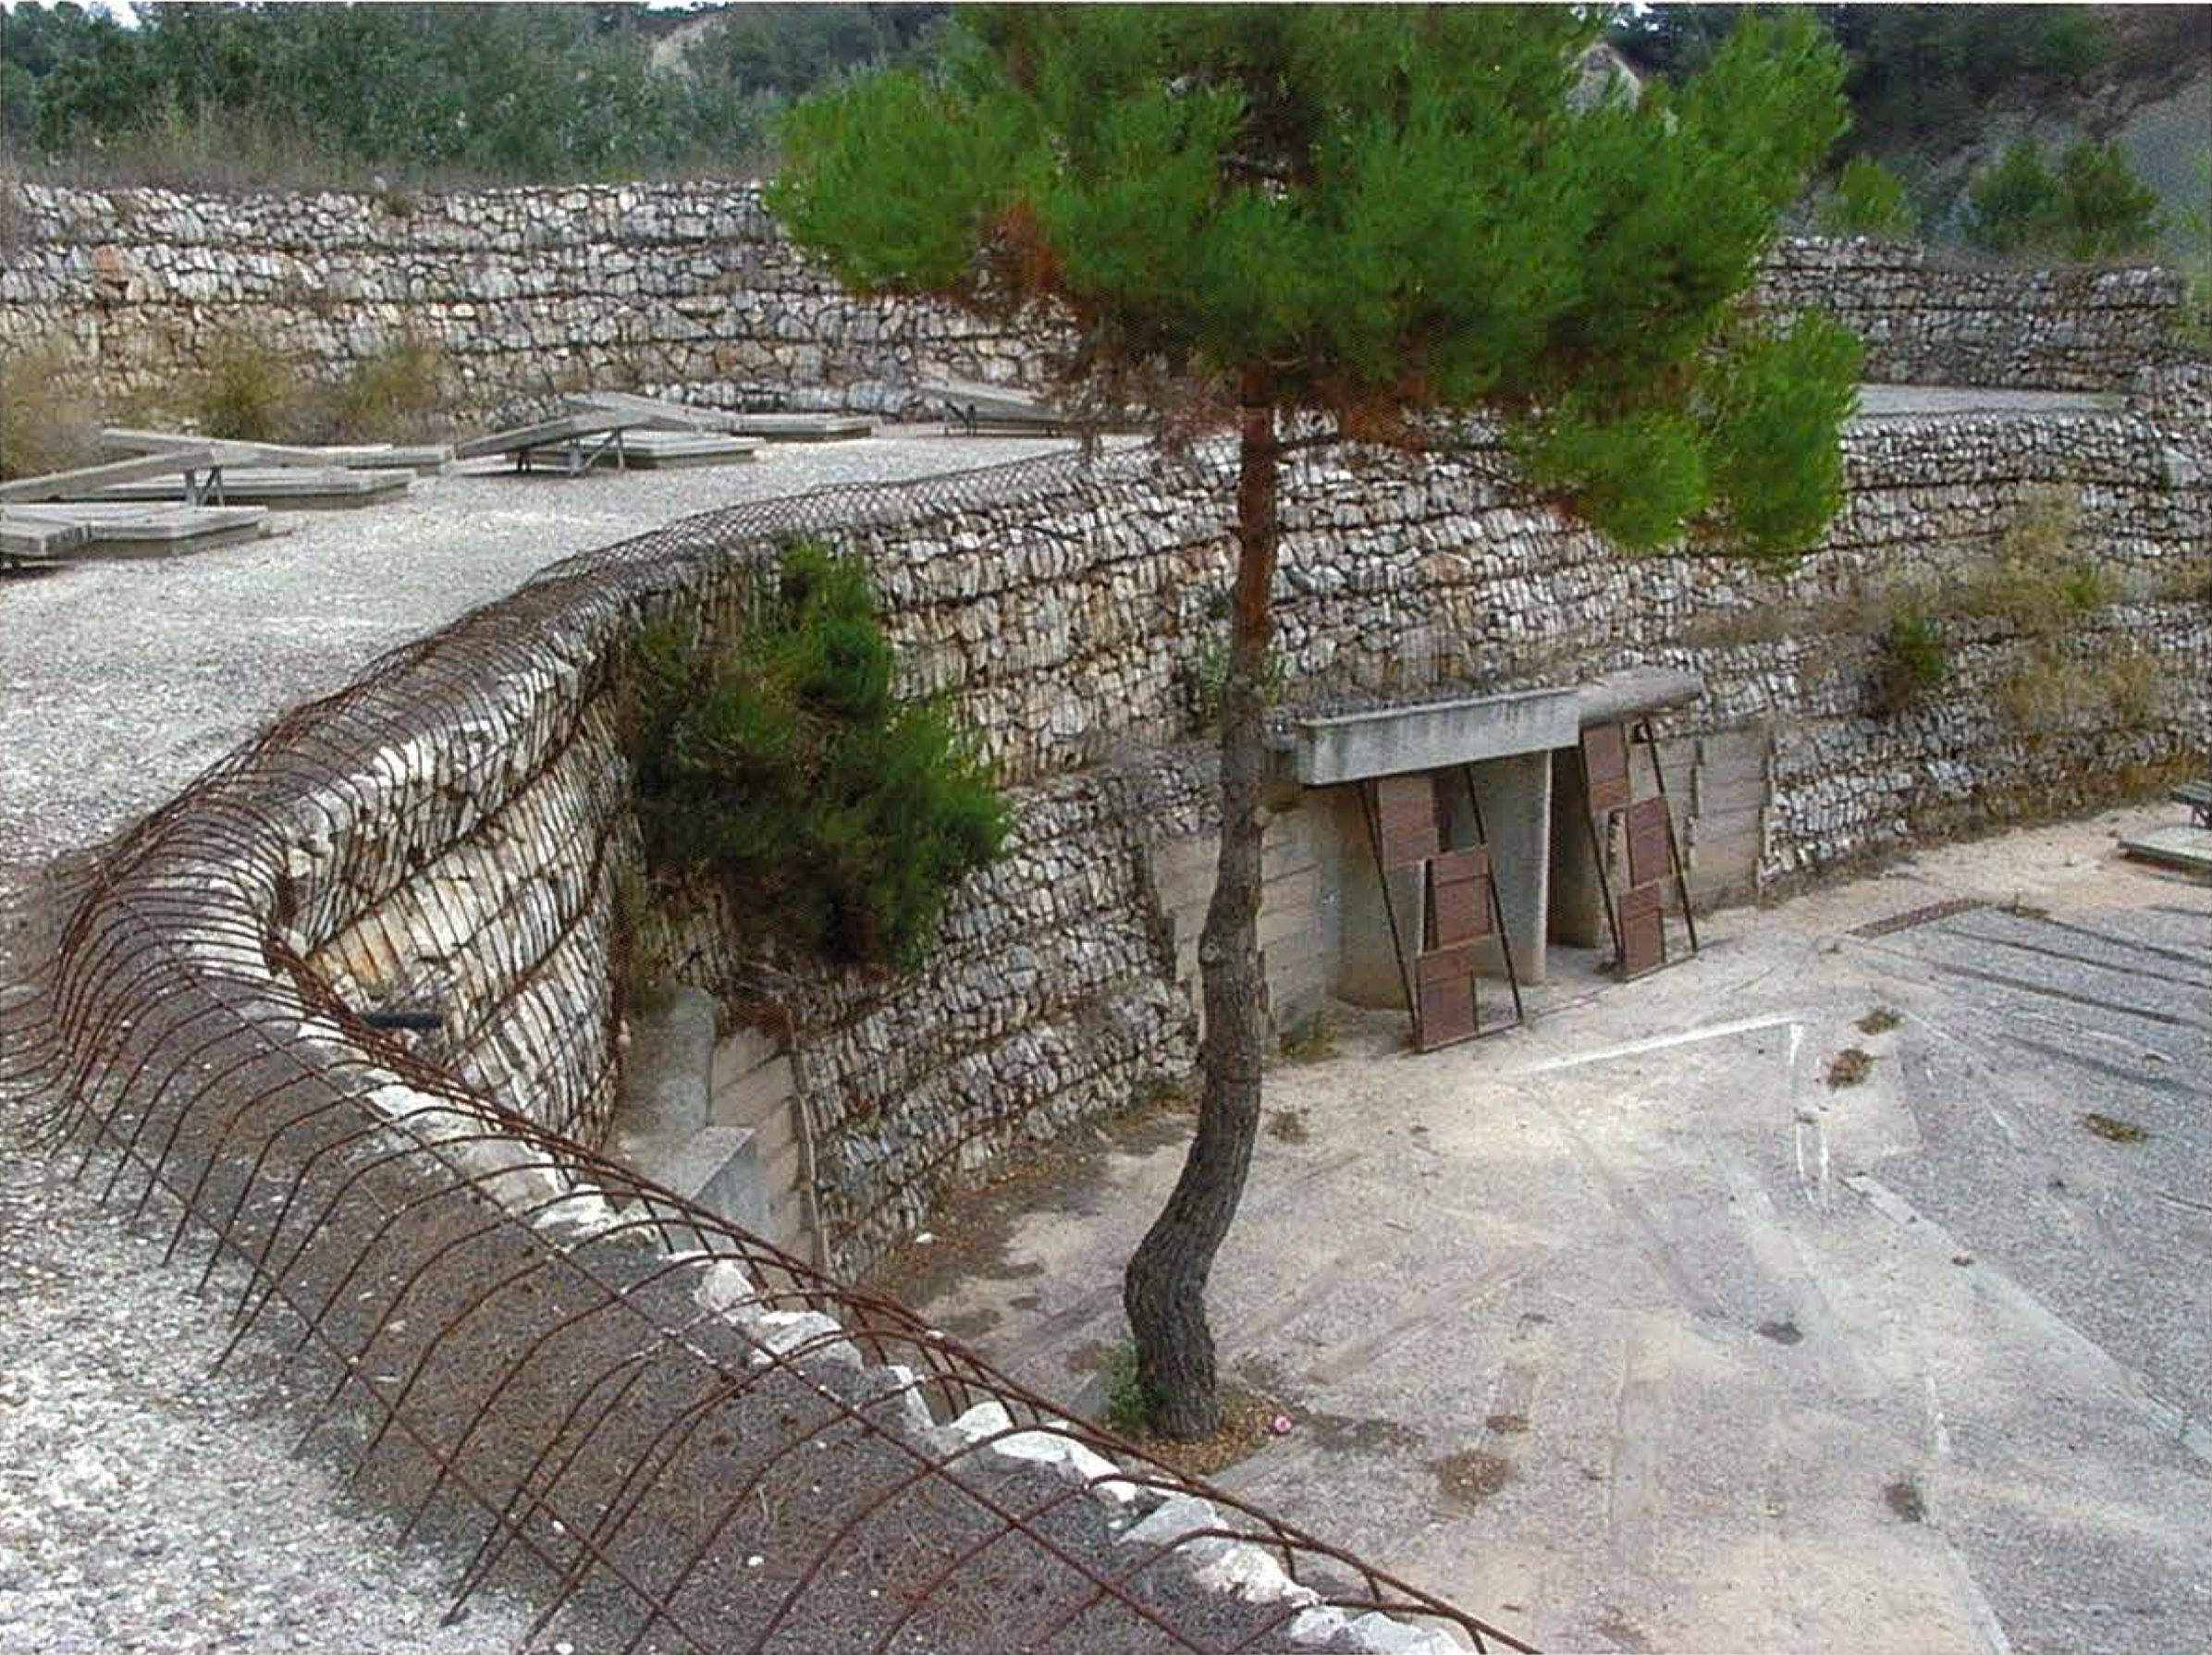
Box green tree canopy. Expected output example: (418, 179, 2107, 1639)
(773, 3, 1857, 1439)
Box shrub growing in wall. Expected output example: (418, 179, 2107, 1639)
(622, 541, 1008, 970)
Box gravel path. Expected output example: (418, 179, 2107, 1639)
(0, 425, 1090, 1655)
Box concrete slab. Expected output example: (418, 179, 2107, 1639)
(568, 430, 761, 470)
(4, 501, 271, 556)
(450, 411, 634, 462)
(2121, 825, 2212, 873)
(569, 388, 743, 434)
(1, 506, 92, 559)
(728, 413, 874, 442)
(1291, 689, 1581, 786)
(82, 466, 413, 509)
(873, 808, 2212, 1655)
(0, 447, 219, 504)
(1574, 668, 1702, 729)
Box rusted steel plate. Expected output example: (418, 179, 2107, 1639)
(1618, 881, 1665, 976)
(1375, 773, 1440, 868)
(1415, 944, 1477, 1048)
(1582, 723, 1631, 815)
(1431, 845, 1493, 945)
(1625, 795, 1673, 889)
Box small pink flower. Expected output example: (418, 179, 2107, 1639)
(1270, 1414, 1295, 1436)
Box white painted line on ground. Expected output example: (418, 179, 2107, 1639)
(1504, 1012, 1801, 1076)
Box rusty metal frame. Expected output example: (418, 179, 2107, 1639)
(1457, 766, 1526, 1035)
(1358, 778, 1423, 1038)
(1, 441, 1542, 1654)
(1579, 719, 1700, 982)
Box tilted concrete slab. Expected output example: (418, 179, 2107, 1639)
(569, 388, 743, 434)
(1290, 688, 1581, 785)
(451, 410, 635, 460)
(103, 426, 454, 475)
(0, 447, 219, 504)
(2120, 824, 2212, 873)
(569, 430, 762, 470)
(82, 466, 413, 509)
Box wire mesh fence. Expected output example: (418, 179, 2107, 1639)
(0, 442, 1533, 1654)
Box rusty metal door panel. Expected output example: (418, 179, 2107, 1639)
(1618, 882, 1665, 976)
(1625, 795, 1673, 889)
(1415, 944, 1478, 1048)
(1430, 845, 1493, 945)
(1375, 773, 1441, 868)
(1582, 722, 1631, 815)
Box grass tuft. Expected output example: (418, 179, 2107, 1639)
(0, 337, 103, 481)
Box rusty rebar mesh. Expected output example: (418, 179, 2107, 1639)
(0, 445, 1534, 1654)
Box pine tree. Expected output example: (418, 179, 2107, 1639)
(771, 4, 1858, 1440)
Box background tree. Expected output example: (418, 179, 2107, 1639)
(771, 3, 1857, 1439)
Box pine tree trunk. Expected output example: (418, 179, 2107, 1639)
(1123, 369, 1279, 1441)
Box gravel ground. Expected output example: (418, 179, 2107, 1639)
(0, 424, 1093, 1655)
(0, 426, 1095, 904)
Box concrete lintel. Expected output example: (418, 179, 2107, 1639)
(1575, 668, 1702, 729)
(1291, 688, 1579, 785)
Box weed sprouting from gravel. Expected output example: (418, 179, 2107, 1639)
(1826, 1048, 1874, 1088)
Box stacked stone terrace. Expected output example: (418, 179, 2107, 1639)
(0, 178, 2188, 421)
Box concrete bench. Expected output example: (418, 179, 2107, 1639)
(2174, 780, 2210, 828)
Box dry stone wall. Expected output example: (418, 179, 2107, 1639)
(1, 179, 2188, 433)
(0, 178, 1040, 423)
(1755, 236, 2185, 392)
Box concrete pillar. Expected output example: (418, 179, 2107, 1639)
(1547, 745, 1608, 949)
(1321, 784, 1424, 1010)
(617, 983, 768, 1243)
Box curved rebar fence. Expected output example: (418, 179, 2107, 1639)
(0, 443, 1535, 1654)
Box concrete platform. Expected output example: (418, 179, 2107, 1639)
(0, 501, 271, 556)
(81, 466, 413, 509)
(1, 506, 92, 561)
(874, 809, 2212, 1655)
(728, 413, 874, 442)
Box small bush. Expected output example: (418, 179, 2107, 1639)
(1814, 157, 1920, 241)
(2150, 557, 2212, 604)
(1966, 136, 2165, 263)
(1186, 631, 1287, 733)
(1100, 1343, 1159, 1438)
(1870, 611, 1948, 717)
(1966, 138, 2059, 258)
(190, 331, 308, 442)
(318, 335, 448, 444)
(624, 542, 1009, 970)
(0, 337, 101, 481)
(2095, 646, 2170, 730)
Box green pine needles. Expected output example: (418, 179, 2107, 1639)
(623, 542, 1010, 970)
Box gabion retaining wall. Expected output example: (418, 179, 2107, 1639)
(0, 175, 2188, 424)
